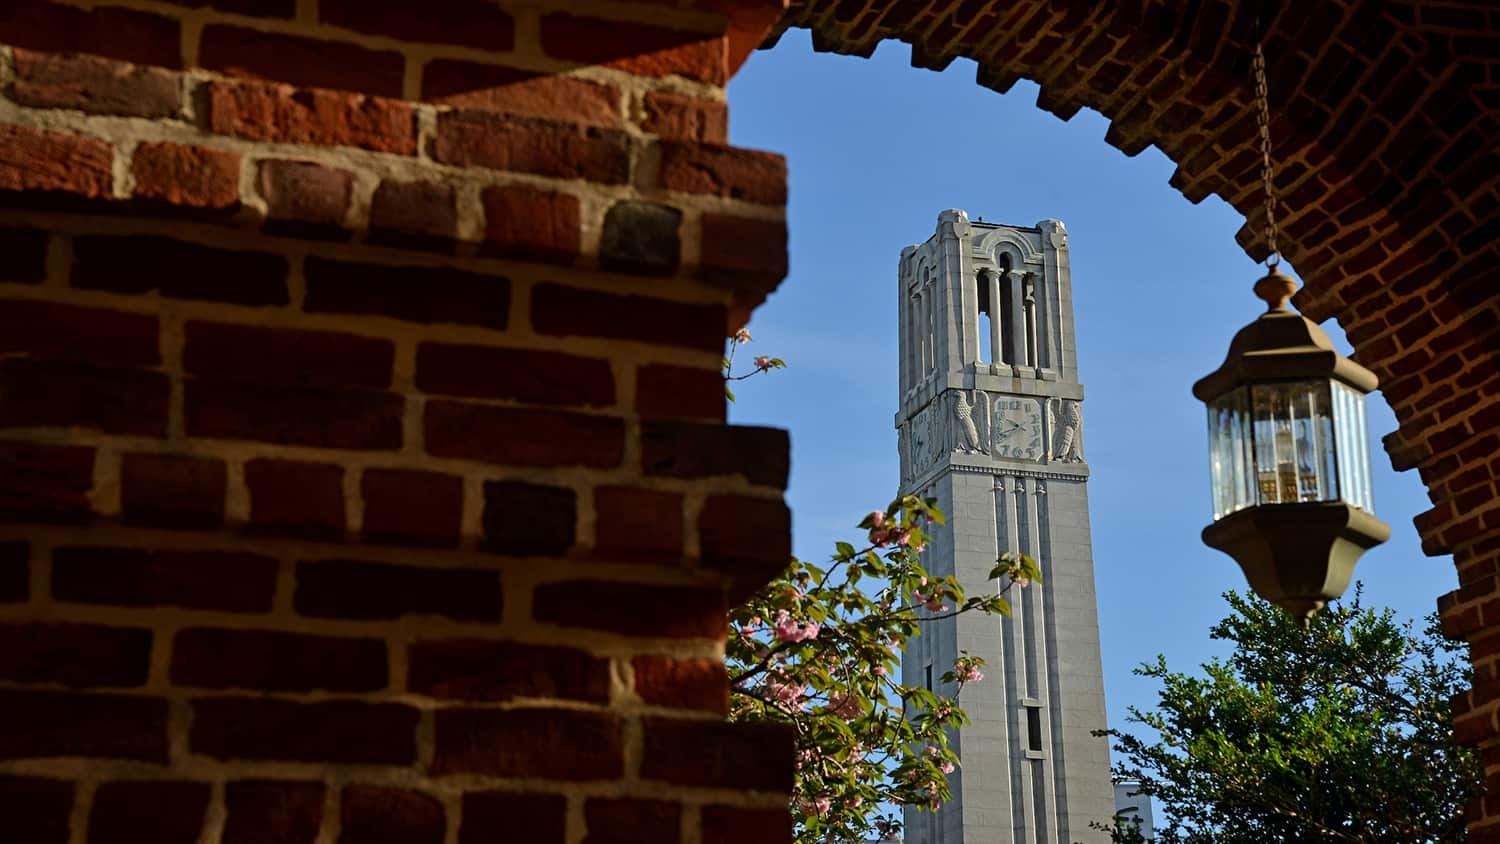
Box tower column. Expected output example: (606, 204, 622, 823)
(1010, 271, 1029, 367)
(985, 267, 1005, 370)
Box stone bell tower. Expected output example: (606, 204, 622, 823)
(897, 210, 1114, 844)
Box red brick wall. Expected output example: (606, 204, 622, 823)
(0, 1, 795, 841)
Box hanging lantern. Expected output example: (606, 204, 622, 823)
(1193, 268, 1390, 620)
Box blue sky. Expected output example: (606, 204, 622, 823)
(726, 32, 1456, 734)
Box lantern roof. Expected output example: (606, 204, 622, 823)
(1193, 269, 1379, 402)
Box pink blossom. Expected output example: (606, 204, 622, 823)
(962, 666, 984, 682)
(734, 327, 752, 344)
(766, 674, 804, 707)
(845, 797, 863, 808)
(873, 665, 887, 676)
(828, 693, 860, 719)
(869, 528, 891, 547)
(868, 511, 886, 527)
(896, 529, 912, 547)
(939, 761, 956, 774)
(813, 796, 832, 816)
(919, 576, 927, 587)
(754, 355, 771, 370)
(739, 624, 755, 636)
(1013, 576, 1030, 587)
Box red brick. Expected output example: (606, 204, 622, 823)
(341, 786, 445, 844)
(480, 481, 577, 557)
(531, 283, 725, 352)
(172, 628, 387, 692)
(425, 401, 625, 469)
(0, 226, 48, 283)
(192, 698, 417, 764)
(205, 80, 417, 155)
(158, 0, 295, 15)
(0, 298, 159, 367)
(408, 639, 609, 703)
(642, 91, 728, 143)
(423, 62, 619, 127)
(0, 542, 27, 602)
(52, 546, 278, 613)
(322, 0, 513, 51)
(130, 142, 241, 211)
(699, 213, 789, 293)
(0, 123, 114, 201)
(369, 180, 459, 249)
(200, 25, 404, 98)
(258, 159, 354, 237)
(0, 689, 167, 761)
(584, 798, 680, 844)
(632, 656, 727, 714)
(433, 111, 631, 183)
(304, 257, 509, 329)
(121, 453, 227, 529)
(295, 559, 502, 622)
(641, 422, 789, 488)
(0, 776, 73, 844)
(0, 622, 150, 688)
(0, 2, 180, 68)
(224, 781, 325, 844)
(595, 486, 684, 562)
(72, 235, 289, 306)
(636, 364, 724, 421)
(479, 184, 582, 263)
(9, 50, 180, 118)
(185, 380, 404, 450)
(533, 580, 724, 638)
(700, 806, 793, 844)
(540, 13, 726, 85)
(0, 441, 93, 524)
(185, 322, 393, 390)
(0, 360, 169, 437)
(432, 707, 623, 779)
(416, 342, 613, 406)
(659, 143, 786, 204)
(640, 717, 794, 792)
(244, 458, 345, 539)
(460, 792, 566, 844)
(361, 469, 463, 548)
(700, 494, 792, 580)
(88, 781, 209, 844)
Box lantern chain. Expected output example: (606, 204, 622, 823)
(1253, 37, 1280, 268)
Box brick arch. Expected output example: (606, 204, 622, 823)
(769, 0, 1500, 836)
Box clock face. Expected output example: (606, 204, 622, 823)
(992, 397, 1043, 461)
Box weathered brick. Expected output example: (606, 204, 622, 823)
(640, 718, 794, 792)
(341, 786, 446, 844)
(362, 469, 463, 547)
(0, 776, 73, 844)
(296, 559, 501, 622)
(531, 283, 724, 352)
(223, 781, 325, 844)
(641, 422, 789, 487)
(0, 360, 169, 437)
(121, 453, 227, 529)
(191, 698, 417, 764)
(9, 50, 180, 118)
(0, 298, 159, 368)
(632, 656, 727, 714)
(594, 486, 683, 562)
(434, 111, 631, 183)
(185, 322, 394, 390)
(533, 580, 723, 639)
(416, 343, 613, 406)
(322, 0, 514, 51)
(369, 180, 459, 249)
(409, 639, 609, 702)
(172, 628, 387, 692)
(0, 441, 94, 524)
(642, 91, 728, 143)
(700, 495, 792, 578)
(636, 364, 724, 421)
(699, 213, 789, 294)
(185, 380, 404, 450)
(659, 144, 787, 204)
(0, 542, 27, 602)
(599, 200, 682, 276)
(200, 25, 405, 98)
(480, 481, 577, 557)
(425, 401, 625, 469)
(89, 781, 209, 844)
(0, 2, 180, 68)
(0, 689, 167, 761)
(304, 257, 508, 329)
(72, 235, 289, 306)
(244, 458, 345, 539)
(432, 708, 623, 779)
(52, 546, 278, 613)
(258, 159, 354, 237)
(700, 806, 793, 844)
(0, 226, 48, 283)
(0, 622, 151, 688)
(540, 13, 726, 84)
(131, 142, 241, 211)
(479, 184, 581, 263)
(0, 123, 114, 201)
(584, 798, 680, 844)
(205, 80, 417, 155)
(460, 792, 566, 844)
(423, 62, 618, 127)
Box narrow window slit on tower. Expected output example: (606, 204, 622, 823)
(976, 270, 994, 364)
(925, 662, 934, 691)
(1025, 704, 1043, 752)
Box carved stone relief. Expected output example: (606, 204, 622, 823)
(1051, 398, 1084, 462)
(951, 390, 989, 455)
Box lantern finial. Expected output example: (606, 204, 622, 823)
(1253, 268, 1298, 312)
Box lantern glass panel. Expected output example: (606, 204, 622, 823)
(1250, 380, 1337, 507)
(1207, 388, 1255, 520)
(1332, 380, 1376, 513)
